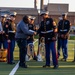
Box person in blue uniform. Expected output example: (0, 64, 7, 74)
(27, 16, 37, 61)
(37, 11, 58, 69)
(58, 13, 70, 61)
(7, 12, 17, 64)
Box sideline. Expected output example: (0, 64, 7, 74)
(9, 61, 19, 75)
(9, 39, 38, 75)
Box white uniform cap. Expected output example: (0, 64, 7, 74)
(1, 14, 7, 18)
(28, 16, 32, 19)
(62, 13, 68, 16)
(10, 12, 17, 17)
(40, 11, 49, 16)
(30, 16, 36, 20)
(28, 16, 36, 20)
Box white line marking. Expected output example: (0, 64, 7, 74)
(9, 39, 38, 75)
(9, 61, 19, 75)
(33, 39, 38, 44)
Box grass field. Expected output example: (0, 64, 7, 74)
(0, 40, 75, 75)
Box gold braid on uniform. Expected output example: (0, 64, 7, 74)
(11, 22, 16, 32)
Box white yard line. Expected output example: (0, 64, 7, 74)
(9, 61, 19, 75)
(9, 39, 38, 75)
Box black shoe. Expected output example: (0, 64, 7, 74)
(33, 56, 37, 61)
(53, 65, 58, 69)
(43, 65, 50, 68)
(7, 62, 15, 65)
(21, 65, 28, 68)
(61, 58, 67, 62)
(19, 63, 27, 68)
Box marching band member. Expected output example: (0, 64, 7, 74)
(58, 13, 70, 61)
(7, 12, 17, 64)
(37, 11, 58, 69)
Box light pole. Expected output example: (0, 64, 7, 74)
(48, 0, 50, 3)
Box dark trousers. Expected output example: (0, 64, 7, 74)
(57, 38, 62, 57)
(59, 39, 68, 59)
(8, 40, 15, 63)
(45, 41, 58, 66)
(16, 39, 27, 65)
(0, 40, 8, 49)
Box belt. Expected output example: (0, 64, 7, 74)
(41, 30, 53, 34)
(60, 29, 67, 32)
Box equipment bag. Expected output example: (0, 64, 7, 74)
(0, 49, 7, 62)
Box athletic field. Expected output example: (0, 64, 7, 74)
(0, 40, 75, 75)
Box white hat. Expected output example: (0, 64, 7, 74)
(1, 14, 7, 18)
(40, 11, 49, 16)
(28, 16, 36, 20)
(30, 16, 36, 20)
(28, 16, 32, 19)
(10, 12, 17, 17)
(62, 13, 68, 16)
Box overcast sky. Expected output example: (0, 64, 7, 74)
(0, 0, 75, 12)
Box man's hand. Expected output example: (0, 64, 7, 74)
(27, 36, 30, 40)
(8, 40, 11, 43)
(61, 34, 64, 38)
(52, 37, 56, 41)
(2, 31, 5, 34)
(34, 31, 37, 35)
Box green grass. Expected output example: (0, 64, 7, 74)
(0, 40, 75, 75)
(14, 40, 75, 75)
(15, 61, 75, 75)
(69, 36, 75, 40)
(14, 39, 75, 75)
(34, 35, 39, 39)
(0, 61, 17, 75)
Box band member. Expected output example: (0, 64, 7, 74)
(0, 14, 7, 51)
(0, 14, 8, 62)
(58, 13, 70, 61)
(7, 12, 17, 64)
(26, 16, 37, 61)
(37, 11, 58, 69)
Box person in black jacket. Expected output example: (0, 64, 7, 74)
(57, 13, 70, 61)
(37, 11, 58, 69)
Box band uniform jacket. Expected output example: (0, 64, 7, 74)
(58, 19, 70, 39)
(37, 18, 57, 43)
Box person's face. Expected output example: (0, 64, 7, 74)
(30, 19, 34, 24)
(10, 16, 16, 21)
(28, 18, 31, 24)
(25, 17, 31, 24)
(41, 14, 48, 19)
(1, 17, 6, 22)
(62, 15, 67, 20)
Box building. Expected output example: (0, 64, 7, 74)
(0, 7, 38, 24)
(45, 3, 75, 25)
(0, 3, 75, 25)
